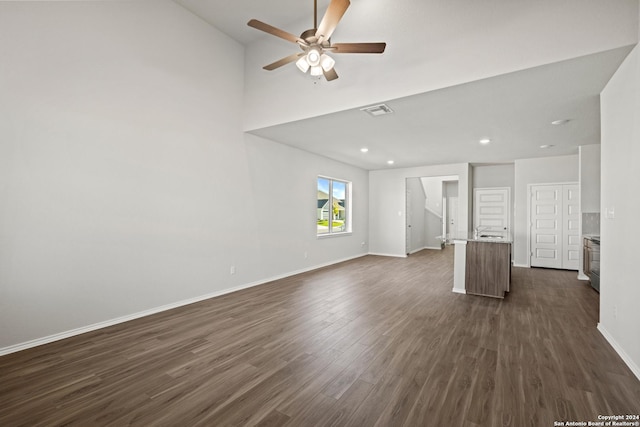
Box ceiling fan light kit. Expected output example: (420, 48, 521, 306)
(307, 48, 321, 66)
(247, 0, 386, 81)
(296, 56, 310, 73)
(320, 54, 335, 71)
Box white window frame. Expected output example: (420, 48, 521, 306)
(317, 176, 352, 238)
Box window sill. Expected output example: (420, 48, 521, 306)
(317, 232, 353, 239)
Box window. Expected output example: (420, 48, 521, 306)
(317, 176, 351, 236)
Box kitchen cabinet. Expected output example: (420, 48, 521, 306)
(465, 240, 512, 298)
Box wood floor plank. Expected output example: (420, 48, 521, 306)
(253, 409, 291, 427)
(315, 379, 375, 427)
(402, 359, 457, 425)
(372, 370, 425, 427)
(282, 391, 337, 426)
(465, 347, 497, 425)
(276, 360, 346, 417)
(1, 246, 639, 426)
(342, 373, 405, 427)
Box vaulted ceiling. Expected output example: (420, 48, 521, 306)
(175, 0, 639, 170)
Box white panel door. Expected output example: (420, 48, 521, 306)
(530, 183, 579, 270)
(474, 188, 510, 236)
(530, 185, 562, 268)
(563, 184, 580, 270)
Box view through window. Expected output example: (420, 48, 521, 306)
(317, 177, 350, 235)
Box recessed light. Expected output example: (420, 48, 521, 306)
(540, 144, 555, 149)
(479, 138, 491, 145)
(387, 160, 394, 165)
(551, 119, 570, 125)
(360, 148, 369, 153)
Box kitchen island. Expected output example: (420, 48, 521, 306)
(452, 233, 512, 298)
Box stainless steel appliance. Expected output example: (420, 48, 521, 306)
(584, 236, 600, 292)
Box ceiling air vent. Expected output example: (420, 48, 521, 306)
(360, 103, 394, 117)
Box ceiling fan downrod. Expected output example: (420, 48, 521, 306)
(314, 0, 318, 30)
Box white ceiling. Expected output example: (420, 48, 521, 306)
(175, 0, 333, 45)
(249, 46, 632, 170)
(175, 0, 636, 170)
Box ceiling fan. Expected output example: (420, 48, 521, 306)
(247, 0, 386, 81)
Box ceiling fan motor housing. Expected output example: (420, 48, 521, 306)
(299, 29, 331, 48)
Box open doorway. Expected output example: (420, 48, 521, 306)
(405, 175, 459, 255)
(443, 180, 459, 244)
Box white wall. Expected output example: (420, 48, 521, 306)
(513, 155, 579, 267)
(473, 164, 515, 190)
(244, 0, 639, 131)
(420, 176, 457, 217)
(577, 144, 601, 278)
(600, 43, 640, 379)
(243, 134, 369, 278)
(420, 175, 459, 248)
(424, 211, 443, 250)
(421, 177, 445, 217)
(444, 181, 459, 240)
(369, 164, 469, 257)
(472, 163, 515, 235)
(0, 2, 368, 352)
(579, 145, 601, 213)
(406, 178, 426, 253)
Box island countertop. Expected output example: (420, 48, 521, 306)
(452, 232, 513, 244)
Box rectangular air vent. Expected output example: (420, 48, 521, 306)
(360, 103, 394, 117)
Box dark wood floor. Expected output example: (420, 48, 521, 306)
(1, 247, 639, 426)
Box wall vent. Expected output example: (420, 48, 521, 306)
(360, 103, 394, 116)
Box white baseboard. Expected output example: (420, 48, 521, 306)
(0, 253, 368, 356)
(452, 288, 466, 294)
(577, 272, 589, 281)
(407, 246, 444, 255)
(597, 323, 640, 382)
(512, 263, 529, 268)
(368, 252, 407, 258)
(408, 246, 427, 255)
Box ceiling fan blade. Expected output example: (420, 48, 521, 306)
(331, 42, 387, 54)
(263, 53, 305, 71)
(247, 19, 303, 44)
(315, 0, 350, 41)
(323, 67, 339, 81)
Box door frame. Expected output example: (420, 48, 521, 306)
(527, 181, 579, 269)
(446, 194, 459, 243)
(405, 187, 412, 255)
(473, 187, 511, 236)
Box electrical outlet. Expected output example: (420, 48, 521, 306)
(230, 265, 236, 275)
(613, 305, 618, 319)
(304, 251, 308, 259)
